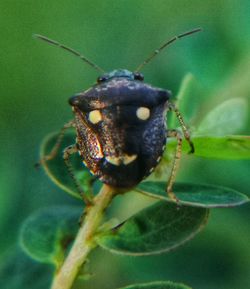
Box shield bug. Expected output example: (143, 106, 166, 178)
(36, 28, 201, 203)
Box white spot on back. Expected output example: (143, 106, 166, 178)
(123, 154, 137, 165)
(89, 110, 102, 124)
(105, 156, 121, 166)
(136, 107, 150, 120)
(106, 154, 137, 166)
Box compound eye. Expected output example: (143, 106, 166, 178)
(134, 72, 144, 81)
(97, 75, 108, 83)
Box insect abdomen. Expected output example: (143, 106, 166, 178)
(75, 104, 167, 188)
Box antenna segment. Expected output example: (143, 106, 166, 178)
(34, 34, 105, 74)
(135, 28, 202, 72)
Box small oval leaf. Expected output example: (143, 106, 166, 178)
(136, 182, 249, 208)
(166, 135, 250, 159)
(0, 249, 53, 289)
(119, 281, 192, 289)
(19, 206, 81, 266)
(197, 98, 247, 135)
(97, 201, 209, 255)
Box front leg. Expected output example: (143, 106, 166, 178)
(168, 102, 194, 153)
(166, 129, 183, 201)
(63, 144, 93, 206)
(36, 120, 75, 167)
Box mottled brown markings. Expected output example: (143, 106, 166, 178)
(100, 106, 125, 159)
(74, 107, 104, 164)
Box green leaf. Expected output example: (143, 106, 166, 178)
(166, 135, 250, 159)
(0, 249, 53, 289)
(97, 201, 208, 255)
(136, 182, 249, 208)
(39, 131, 100, 199)
(197, 98, 248, 135)
(119, 281, 192, 289)
(19, 206, 81, 266)
(192, 135, 250, 159)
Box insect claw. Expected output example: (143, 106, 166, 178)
(188, 141, 195, 154)
(167, 190, 179, 203)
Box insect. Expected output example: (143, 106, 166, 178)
(36, 28, 201, 204)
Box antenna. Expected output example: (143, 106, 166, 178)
(135, 27, 202, 72)
(33, 34, 105, 74)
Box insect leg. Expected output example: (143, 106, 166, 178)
(63, 144, 93, 206)
(168, 102, 194, 153)
(166, 129, 182, 201)
(36, 120, 75, 168)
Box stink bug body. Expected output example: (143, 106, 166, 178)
(70, 69, 169, 188)
(36, 28, 200, 202)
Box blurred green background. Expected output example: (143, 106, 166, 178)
(0, 1, 249, 289)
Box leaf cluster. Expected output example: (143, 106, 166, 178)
(1, 74, 249, 289)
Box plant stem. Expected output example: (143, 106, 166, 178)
(51, 184, 115, 289)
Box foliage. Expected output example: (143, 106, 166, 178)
(11, 73, 249, 289)
(19, 206, 82, 266)
(1, 1, 250, 289)
(0, 249, 53, 289)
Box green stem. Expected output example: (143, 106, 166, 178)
(51, 184, 115, 289)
